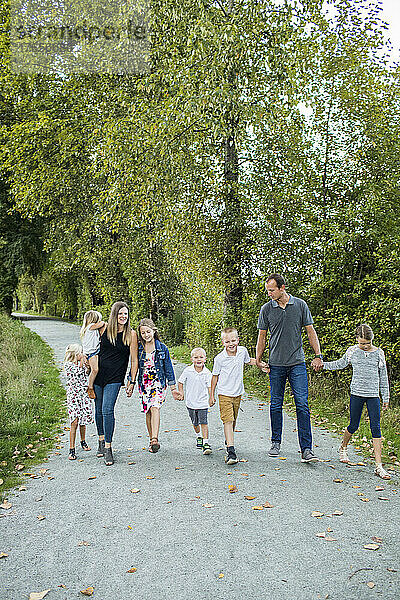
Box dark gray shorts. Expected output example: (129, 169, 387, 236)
(187, 407, 208, 426)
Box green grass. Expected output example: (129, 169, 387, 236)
(170, 344, 399, 470)
(0, 313, 66, 499)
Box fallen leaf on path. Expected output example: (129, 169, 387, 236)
(357, 462, 366, 466)
(387, 568, 397, 573)
(332, 510, 343, 516)
(315, 532, 326, 538)
(333, 479, 343, 483)
(357, 492, 364, 496)
(47, 477, 54, 480)
(128, 462, 136, 465)
(311, 511, 324, 517)
(39, 469, 48, 475)
(202, 503, 214, 508)
(371, 536, 382, 543)
(324, 537, 337, 541)
(19, 485, 27, 491)
(327, 527, 333, 532)
(80, 587, 94, 596)
(146, 476, 155, 480)
(241, 473, 249, 476)
(58, 585, 67, 589)
(0, 501, 12, 510)
(263, 501, 274, 508)
(175, 467, 184, 470)
(352, 485, 361, 488)
(29, 591, 50, 600)
(88, 476, 96, 480)
(78, 541, 90, 546)
(35, 497, 43, 502)
(259, 474, 265, 477)
(15, 464, 24, 471)
(363, 543, 380, 550)
(239, 459, 248, 462)
(277, 457, 287, 460)
(37, 515, 46, 521)
(0, 552, 8, 558)
(375, 486, 384, 491)
(244, 496, 256, 500)
(127, 567, 137, 573)
(360, 498, 370, 502)
(228, 485, 238, 493)
(218, 573, 224, 579)
(130, 489, 140, 493)
(378, 497, 389, 501)
(328, 465, 336, 469)
(252, 506, 264, 510)
(367, 582, 375, 589)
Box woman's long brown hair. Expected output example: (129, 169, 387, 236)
(107, 301, 132, 346)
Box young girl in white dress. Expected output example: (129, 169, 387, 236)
(64, 343, 94, 460)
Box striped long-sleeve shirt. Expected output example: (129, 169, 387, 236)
(323, 345, 389, 402)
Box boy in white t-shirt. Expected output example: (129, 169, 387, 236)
(178, 347, 213, 455)
(210, 327, 257, 465)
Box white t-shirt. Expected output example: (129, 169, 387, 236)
(178, 365, 212, 409)
(82, 328, 100, 356)
(212, 346, 251, 396)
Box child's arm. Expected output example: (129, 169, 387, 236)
(248, 357, 257, 366)
(89, 320, 106, 330)
(177, 382, 184, 401)
(322, 350, 351, 372)
(163, 346, 183, 400)
(209, 374, 218, 406)
(378, 349, 390, 408)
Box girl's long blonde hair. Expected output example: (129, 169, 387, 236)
(80, 310, 102, 339)
(64, 343, 83, 364)
(107, 301, 131, 346)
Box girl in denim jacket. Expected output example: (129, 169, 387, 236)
(137, 318, 182, 453)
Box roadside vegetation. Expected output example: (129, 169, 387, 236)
(0, 313, 66, 498)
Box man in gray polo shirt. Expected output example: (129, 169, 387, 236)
(256, 274, 323, 462)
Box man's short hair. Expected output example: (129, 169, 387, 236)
(266, 273, 286, 288)
(221, 327, 238, 340)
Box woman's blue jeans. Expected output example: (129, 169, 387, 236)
(269, 363, 312, 451)
(94, 383, 122, 443)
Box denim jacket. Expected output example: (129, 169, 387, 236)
(137, 339, 176, 392)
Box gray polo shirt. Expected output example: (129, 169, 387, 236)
(257, 295, 314, 366)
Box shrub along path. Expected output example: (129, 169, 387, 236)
(1, 318, 399, 600)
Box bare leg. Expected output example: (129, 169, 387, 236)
(146, 410, 152, 439)
(341, 429, 352, 448)
(151, 407, 160, 440)
(69, 418, 78, 449)
(372, 437, 383, 465)
(87, 356, 99, 395)
(79, 425, 91, 450)
(200, 424, 209, 439)
(224, 422, 234, 447)
(193, 424, 200, 435)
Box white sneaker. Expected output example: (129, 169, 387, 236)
(339, 445, 349, 463)
(375, 464, 391, 480)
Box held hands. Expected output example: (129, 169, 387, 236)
(172, 389, 183, 401)
(311, 357, 323, 372)
(382, 402, 389, 411)
(126, 382, 134, 398)
(256, 359, 270, 374)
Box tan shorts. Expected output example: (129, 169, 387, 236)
(218, 394, 241, 424)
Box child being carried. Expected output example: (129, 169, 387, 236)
(80, 310, 105, 399)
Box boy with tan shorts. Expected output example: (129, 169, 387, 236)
(210, 327, 257, 464)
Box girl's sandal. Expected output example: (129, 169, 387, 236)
(81, 440, 91, 451)
(150, 437, 160, 453)
(375, 464, 391, 480)
(68, 448, 77, 460)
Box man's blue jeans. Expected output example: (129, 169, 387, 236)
(94, 383, 122, 444)
(269, 363, 312, 451)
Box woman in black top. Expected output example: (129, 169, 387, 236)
(93, 301, 138, 465)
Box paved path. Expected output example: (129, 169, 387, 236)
(1, 318, 399, 600)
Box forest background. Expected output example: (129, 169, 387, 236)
(1, 0, 400, 421)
